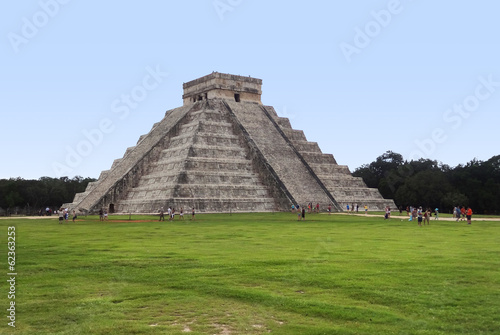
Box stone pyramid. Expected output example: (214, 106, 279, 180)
(65, 73, 395, 214)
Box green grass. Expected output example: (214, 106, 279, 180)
(1, 213, 499, 334)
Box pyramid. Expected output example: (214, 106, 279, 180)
(65, 73, 395, 214)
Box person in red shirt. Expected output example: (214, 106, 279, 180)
(466, 207, 473, 224)
(460, 206, 466, 221)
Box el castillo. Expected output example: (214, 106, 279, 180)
(64, 72, 395, 214)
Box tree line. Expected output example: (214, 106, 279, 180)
(0, 176, 96, 215)
(353, 151, 500, 214)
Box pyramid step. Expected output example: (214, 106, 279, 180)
(300, 152, 336, 164)
(309, 164, 351, 175)
(290, 140, 321, 153)
(322, 179, 368, 188)
(281, 128, 307, 141)
(180, 173, 261, 185)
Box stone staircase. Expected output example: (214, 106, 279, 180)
(66, 101, 285, 213)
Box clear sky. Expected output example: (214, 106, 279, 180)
(1, 1, 499, 179)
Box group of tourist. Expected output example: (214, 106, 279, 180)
(291, 203, 324, 221)
(346, 203, 361, 213)
(98, 208, 108, 221)
(403, 205, 473, 225)
(159, 207, 196, 221)
(454, 206, 473, 224)
(405, 207, 432, 226)
(291, 203, 320, 214)
(453, 206, 473, 223)
(58, 208, 77, 223)
(291, 202, 372, 218)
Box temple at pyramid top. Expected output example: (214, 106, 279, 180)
(183, 72, 262, 105)
(64, 73, 395, 214)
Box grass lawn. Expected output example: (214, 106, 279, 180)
(1, 212, 499, 334)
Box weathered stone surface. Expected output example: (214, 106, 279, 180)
(64, 73, 395, 213)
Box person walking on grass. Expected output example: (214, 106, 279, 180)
(159, 207, 165, 221)
(297, 206, 301, 221)
(455, 206, 461, 222)
(59, 209, 64, 224)
(434, 208, 439, 220)
(72, 210, 77, 223)
(180, 208, 184, 220)
(424, 208, 430, 225)
(466, 207, 473, 224)
(301, 207, 306, 221)
(191, 207, 196, 221)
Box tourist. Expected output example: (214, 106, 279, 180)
(346, 204, 350, 212)
(297, 207, 301, 221)
(418, 207, 424, 226)
(301, 207, 306, 221)
(168, 207, 172, 221)
(291, 204, 295, 213)
(159, 207, 165, 221)
(424, 208, 430, 225)
(461, 206, 466, 221)
(328, 204, 332, 215)
(99, 208, 104, 221)
(364, 205, 368, 215)
(72, 210, 77, 222)
(180, 208, 184, 220)
(455, 206, 461, 222)
(58, 209, 64, 224)
(356, 204, 359, 213)
(171, 208, 175, 220)
(434, 208, 439, 220)
(191, 207, 195, 221)
(103, 209, 108, 221)
(316, 203, 320, 213)
(466, 207, 472, 224)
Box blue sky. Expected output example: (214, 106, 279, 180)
(1, 1, 499, 179)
